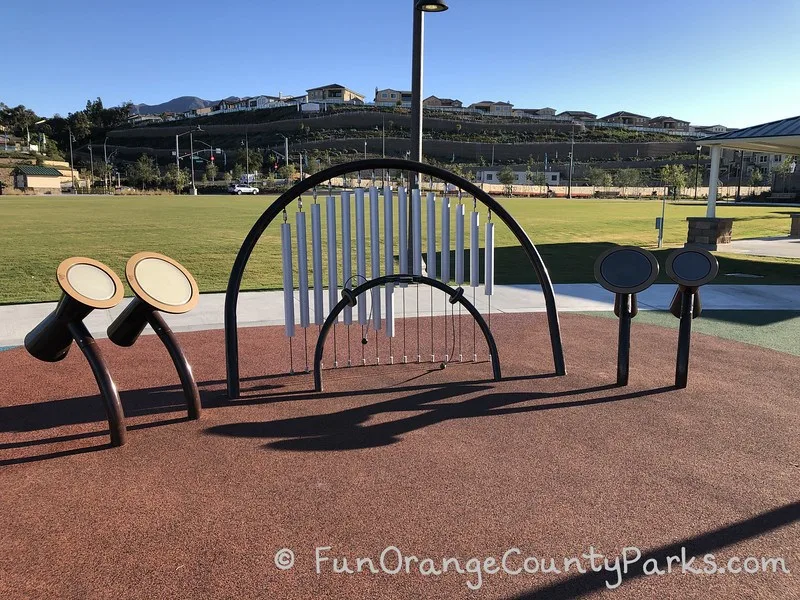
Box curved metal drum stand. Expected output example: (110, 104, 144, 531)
(24, 257, 127, 446)
(594, 247, 660, 386)
(107, 252, 202, 419)
(665, 247, 719, 389)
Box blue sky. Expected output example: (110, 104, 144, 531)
(6, 0, 799, 127)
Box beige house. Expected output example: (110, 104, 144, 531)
(375, 88, 412, 107)
(12, 165, 64, 193)
(469, 100, 514, 116)
(423, 95, 462, 108)
(306, 84, 365, 105)
(599, 111, 649, 126)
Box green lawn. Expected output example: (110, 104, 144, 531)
(1, 194, 798, 304)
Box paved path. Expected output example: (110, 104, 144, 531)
(725, 236, 800, 259)
(3, 283, 800, 348)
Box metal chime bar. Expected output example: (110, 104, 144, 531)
(412, 189, 422, 276)
(441, 195, 451, 283)
(369, 186, 382, 331)
(355, 188, 367, 325)
(296, 211, 310, 328)
(326, 195, 338, 324)
(455, 199, 465, 362)
(280, 223, 295, 338)
(485, 220, 495, 296)
(470, 208, 480, 362)
(341, 191, 352, 325)
(311, 203, 324, 326)
(384, 186, 395, 343)
(398, 186, 408, 274)
(426, 192, 437, 279)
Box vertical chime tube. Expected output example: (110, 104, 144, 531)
(441, 196, 451, 283)
(355, 188, 367, 325)
(311, 203, 324, 324)
(296, 211, 310, 328)
(426, 192, 437, 279)
(280, 222, 295, 337)
(398, 186, 408, 275)
(369, 186, 381, 330)
(340, 191, 352, 325)
(412, 188, 422, 276)
(470, 210, 480, 287)
(455, 204, 465, 285)
(326, 195, 338, 323)
(485, 221, 495, 296)
(384, 186, 395, 337)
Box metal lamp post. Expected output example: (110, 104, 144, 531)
(175, 126, 202, 194)
(68, 127, 77, 194)
(694, 145, 701, 201)
(409, 0, 448, 268)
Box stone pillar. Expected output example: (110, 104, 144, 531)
(706, 145, 722, 218)
(790, 213, 800, 238)
(686, 217, 733, 250)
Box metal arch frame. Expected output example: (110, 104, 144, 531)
(224, 158, 565, 399)
(314, 274, 500, 391)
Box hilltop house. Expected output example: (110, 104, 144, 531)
(475, 166, 561, 186)
(469, 100, 514, 116)
(306, 84, 365, 106)
(648, 116, 690, 131)
(375, 88, 412, 107)
(557, 110, 597, 122)
(423, 96, 463, 108)
(599, 111, 650, 126)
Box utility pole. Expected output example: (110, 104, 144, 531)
(88, 143, 94, 191)
(694, 145, 701, 201)
(382, 114, 386, 158)
(68, 127, 77, 194)
(103, 137, 109, 194)
(567, 128, 575, 199)
(736, 151, 744, 201)
(245, 126, 250, 179)
(190, 131, 197, 195)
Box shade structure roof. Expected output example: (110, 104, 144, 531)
(701, 115, 800, 154)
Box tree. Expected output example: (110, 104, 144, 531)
(67, 111, 92, 141)
(236, 147, 263, 174)
(278, 163, 296, 181)
(498, 165, 515, 196)
(587, 166, 612, 188)
(163, 163, 190, 193)
(205, 162, 218, 182)
(659, 164, 688, 199)
(749, 167, 763, 187)
(126, 154, 160, 191)
(0, 104, 39, 137)
(773, 157, 794, 191)
(614, 169, 642, 195)
(687, 165, 703, 192)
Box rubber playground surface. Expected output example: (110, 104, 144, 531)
(1, 313, 797, 599)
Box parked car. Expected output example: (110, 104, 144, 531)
(229, 183, 259, 195)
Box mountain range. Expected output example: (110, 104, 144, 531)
(132, 95, 240, 115)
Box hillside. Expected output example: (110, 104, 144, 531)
(132, 95, 239, 115)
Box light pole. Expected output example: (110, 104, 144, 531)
(694, 145, 701, 201)
(26, 119, 46, 150)
(409, 0, 448, 268)
(68, 127, 77, 194)
(567, 128, 575, 199)
(364, 139, 367, 160)
(103, 137, 109, 193)
(175, 126, 202, 194)
(88, 143, 94, 191)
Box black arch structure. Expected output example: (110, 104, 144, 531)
(314, 274, 500, 391)
(224, 158, 565, 398)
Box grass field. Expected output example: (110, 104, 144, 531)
(1, 194, 799, 304)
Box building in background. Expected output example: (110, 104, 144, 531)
(306, 84, 365, 106)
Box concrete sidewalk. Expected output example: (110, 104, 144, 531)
(2, 283, 799, 348)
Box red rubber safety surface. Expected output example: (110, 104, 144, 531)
(0, 313, 797, 600)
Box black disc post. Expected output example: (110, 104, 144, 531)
(675, 287, 695, 389)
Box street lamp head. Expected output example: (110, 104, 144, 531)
(696, 145, 702, 152)
(415, 0, 448, 11)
